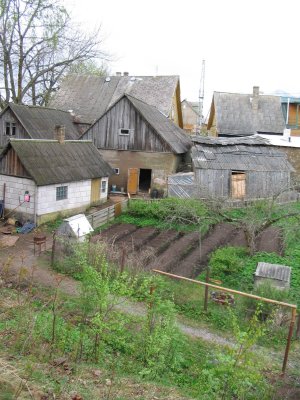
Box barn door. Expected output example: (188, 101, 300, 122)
(91, 178, 101, 203)
(127, 168, 139, 194)
(231, 172, 245, 199)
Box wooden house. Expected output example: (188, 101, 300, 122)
(49, 73, 183, 127)
(189, 136, 294, 200)
(207, 86, 285, 137)
(81, 94, 191, 194)
(0, 103, 87, 150)
(281, 96, 300, 136)
(181, 99, 200, 134)
(0, 138, 113, 225)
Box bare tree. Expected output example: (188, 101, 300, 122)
(205, 183, 300, 255)
(0, 0, 107, 107)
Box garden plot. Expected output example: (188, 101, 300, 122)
(93, 223, 283, 278)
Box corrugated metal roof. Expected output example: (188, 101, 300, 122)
(1, 139, 113, 185)
(126, 95, 191, 154)
(255, 262, 291, 283)
(49, 74, 179, 124)
(191, 142, 294, 172)
(8, 103, 83, 139)
(213, 91, 285, 136)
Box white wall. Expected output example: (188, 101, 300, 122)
(0, 175, 36, 216)
(36, 180, 92, 215)
(0, 175, 109, 222)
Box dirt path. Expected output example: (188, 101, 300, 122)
(0, 225, 293, 368)
(0, 230, 237, 350)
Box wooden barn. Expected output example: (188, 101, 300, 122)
(0, 103, 87, 150)
(0, 138, 113, 225)
(190, 136, 294, 200)
(81, 94, 191, 194)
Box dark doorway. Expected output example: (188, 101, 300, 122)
(139, 169, 152, 191)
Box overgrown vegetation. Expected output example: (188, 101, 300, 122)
(117, 198, 214, 234)
(2, 197, 300, 398)
(1, 242, 275, 399)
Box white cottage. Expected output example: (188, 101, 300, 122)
(0, 138, 113, 225)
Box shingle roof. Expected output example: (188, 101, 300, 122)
(191, 137, 294, 172)
(191, 135, 269, 146)
(212, 91, 285, 136)
(255, 262, 291, 283)
(7, 103, 83, 140)
(1, 139, 113, 185)
(49, 74, 180, 123)
(125, 95, 191, 154)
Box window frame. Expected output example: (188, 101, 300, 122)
(114, 168, 120, 175)
(5, 121, 16, 136)
(56, 185, 68, 201)
(101, 180, 107, 193)
(118, 128, 132, 135)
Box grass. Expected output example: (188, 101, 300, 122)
(0, 277, 275, 400)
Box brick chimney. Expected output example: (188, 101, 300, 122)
(252, 86, 259, 112)
(123, 72, 129, 76)
(55, 125, 65, 144)
(116, 72, 122, 76)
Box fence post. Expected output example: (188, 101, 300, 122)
(120, 246, 126, 273)
(204, 266, 210, 312)
(51, 232, 56, 267)
(295, 312, 300, 339)
(282, 307, 297, 375)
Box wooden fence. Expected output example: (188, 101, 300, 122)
(86, 199, 128, 229)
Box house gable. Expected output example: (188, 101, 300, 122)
(49, 74, 183, 126)
(0, 146, 32, 178)
(207, 88, 285, 137)
(0, 107, 31, 149)
(83, 96, 178, 153)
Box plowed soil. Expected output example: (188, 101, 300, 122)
(93, 223, 283, 278)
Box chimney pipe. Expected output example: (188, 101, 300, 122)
(252, 86, 259, 112)
(55, 125, 65, 144)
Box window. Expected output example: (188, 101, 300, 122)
(5, 121, 16, 136)
(56, 186, 68, 200)
(101, 180, 107, 193)
(114, 168, 120, 175)
(119, 128, 131, 135)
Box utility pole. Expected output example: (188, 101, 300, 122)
(198, 60, 205, 134)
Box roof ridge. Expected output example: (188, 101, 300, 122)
(9, 102, 73, 114)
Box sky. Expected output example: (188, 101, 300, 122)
(64, 0, 300, 118)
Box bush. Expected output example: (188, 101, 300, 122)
(209, 246, 248, 279)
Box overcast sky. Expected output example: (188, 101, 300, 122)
(64, 0, 300, 117)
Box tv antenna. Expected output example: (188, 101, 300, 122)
(198, 60, 205, 133)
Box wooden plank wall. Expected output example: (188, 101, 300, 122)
(87, 199, 128, 229)
(0, 147, 31, 178)
(85, 97, 171, 153)
(195, 169, 290, 199)
(0, 109, 29, 148)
